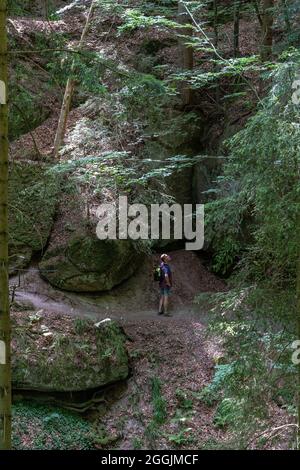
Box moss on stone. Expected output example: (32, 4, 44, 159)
(12, 314, 129, 392)
(40, 236, 140, 292)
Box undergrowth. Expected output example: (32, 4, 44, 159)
(12, 402, 96, 450)
(195, 285, 298, 449)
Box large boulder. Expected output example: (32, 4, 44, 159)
(39, 236, 140, 292)
(12, 313, 129, 392)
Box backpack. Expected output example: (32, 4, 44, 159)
(153, 266, 163, 282)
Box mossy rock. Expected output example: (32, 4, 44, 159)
(9, 163, 60, 270)
(9, 245, 33, 276)
(39, 236, 140, 292)
(12, 314, 129, 392)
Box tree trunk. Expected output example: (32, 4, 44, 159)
(298, 250, 300, 448)
(233, 0, 241, 57)
(252, 0, 263, 27)
(177, 0, 194, 107)
(260, 0, 274, 61)
(213, 0, 218, 48)
(0, 0, 11, 451)
(53, 78, 75, 159)
(281, 0, 291, 36)
(53, 0, 96, 159)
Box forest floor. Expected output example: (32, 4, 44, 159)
(11, 251, 293, 450)
(11, 251, 294, 450)
(11, 251, 230, 450)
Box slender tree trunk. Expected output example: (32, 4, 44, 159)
(298, 250, 300, 448)
(53, 77, 75, 159)
(44, 0, 49, 19)
(177, 0, 194, 107)
(0, 0, 11, 451)
(233, 0, 241, 57)
(252, 0, 263, 27)
(260, 0, 274, 61)
(53, 0, 96, 159)
(281, 0, 291, 36)
(213, 0, 219, 48)
(213, 1, 220, 105)
(297, 205, 300, 448)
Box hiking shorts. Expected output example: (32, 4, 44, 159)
(160, 286, 171, 296)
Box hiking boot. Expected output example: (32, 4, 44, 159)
(158, 311, 164, 315)
(164, 312, 172, 317)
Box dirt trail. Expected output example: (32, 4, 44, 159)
(10, 250, 226, 322)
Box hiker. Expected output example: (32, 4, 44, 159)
(158, 254, 172, 316)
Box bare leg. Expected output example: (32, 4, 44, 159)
(159, 295, 164, 314)
(163, 295, 169, 315)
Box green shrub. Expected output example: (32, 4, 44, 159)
(168, 428, 195, 446)
(151, 377, 168, 425)
(175, 388, 193, 410)
(213, 398, 244, 428)
(205, 51, 300, 280)
(12, 402, 96, 450)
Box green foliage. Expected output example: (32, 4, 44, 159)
(167, 427, 195, 446)
(93, 424, 119, 447)
(119, 8, 179, 33)
(8, 0, 34, 16)
(74, 318, 90, 335)
(9, 30, 69, 140)
(144, 420, 161, 441)
(9, 163, 60, 252)
(172, 55, 266, 91)
(213, 398, 244, 428)
(132, 437, 143, 449)
(120, 71, 176, 125)
(12, 402, 95, 450)
(151, 377, 168, 425)
(198, 286, 298, 448)
(197, 363, 235, 406)
(203, 0, 255, 26)
(47, 51, 108, 98)
(175, 388, 193, 410)
(9, 0, 59, 17)
(141, 1, 178, 16)
(205, 52, 300, 279)
(9, 62, 52, 140)
(205, 194, 246, 274)
(94, 0, 128, 16)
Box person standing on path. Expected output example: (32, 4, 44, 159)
(158, 254, 172, 316)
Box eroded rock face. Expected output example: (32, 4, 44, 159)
(39, 236, 140, 292)
(12, 313, 129, 392)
